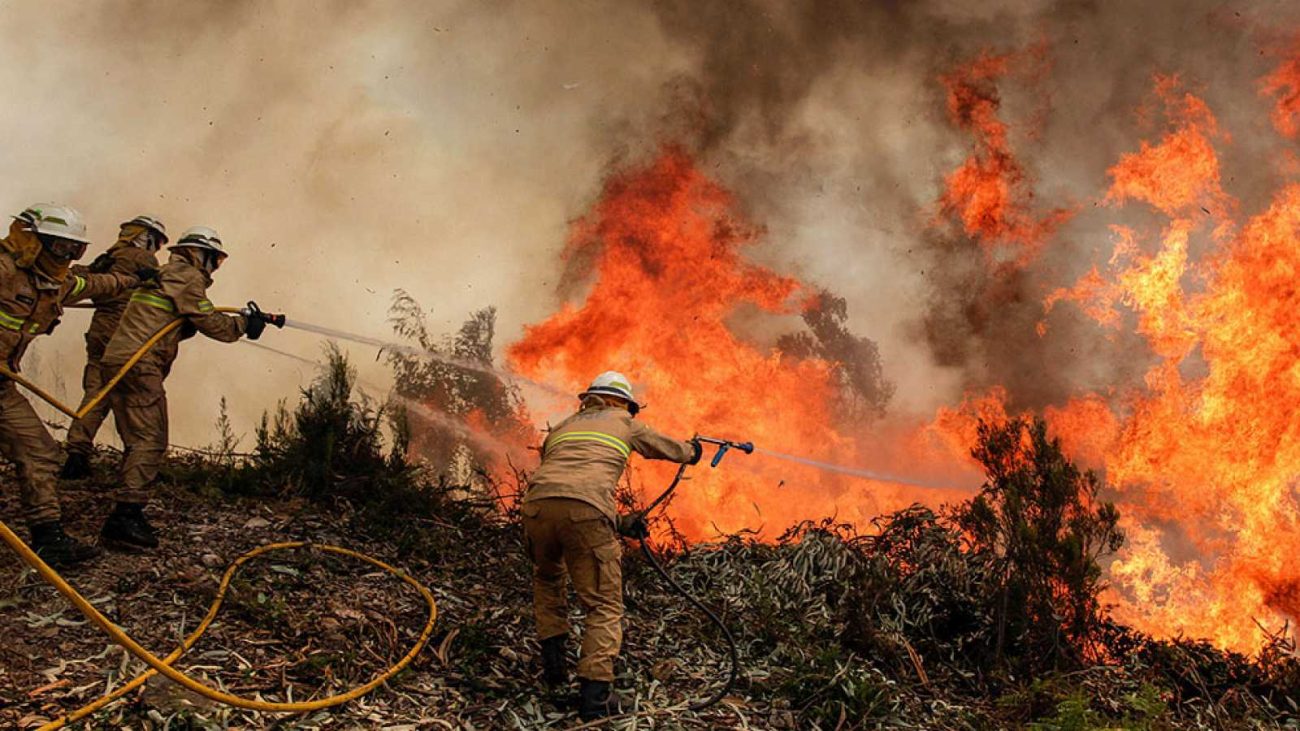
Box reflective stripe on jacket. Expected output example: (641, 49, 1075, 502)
(524, 403, 696, 523)
(0, 252, 138, 371)
(100, 258, 245, 377)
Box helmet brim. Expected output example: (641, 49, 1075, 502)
(11, 214, 93, 245)
(579, 388, 643, 409)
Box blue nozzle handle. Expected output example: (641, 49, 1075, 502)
(696, 436, 755, 467)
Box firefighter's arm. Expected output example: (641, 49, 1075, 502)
(170, 274, 245, 343)
(627, 420, 701, 464)
(186, 311, 246, 342)
(179, 291, 244, 343)
(62, 271, 140, 304)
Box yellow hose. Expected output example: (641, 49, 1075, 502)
(0, 304, 439, 728)
(0, 306, 239, 419)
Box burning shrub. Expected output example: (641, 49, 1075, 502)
(956, 416, 1124, 671)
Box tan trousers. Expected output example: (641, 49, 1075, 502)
(108, 369, 168, 504)
(522, 497, 623, 682)
(0, 380, 62, 524)
(65, 346, 110, 457)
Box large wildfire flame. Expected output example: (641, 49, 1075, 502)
(503, 47, 1300, 654)
(507, 149, 973, 539)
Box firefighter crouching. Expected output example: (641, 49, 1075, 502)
(522, 371, 701, 720)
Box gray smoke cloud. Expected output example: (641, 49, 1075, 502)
(1, 0, 1298, 448)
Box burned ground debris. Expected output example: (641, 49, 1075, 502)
(3, 345, 1296, 728)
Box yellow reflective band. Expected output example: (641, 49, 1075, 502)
(0, 308, 41, 334)
(70, 276, 86, 298)
(130, 291, 176, 313)
(547, 431, 631, 458)
(0, 309, 24, 331)
(197, 299, 214, 313)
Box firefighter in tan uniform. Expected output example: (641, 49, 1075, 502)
(523, 371, 700, 720)
(60, 215, 167, 480)
(98, 226, 274, 549)
(0, 203, 152, 567)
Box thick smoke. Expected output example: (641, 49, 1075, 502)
(4, 0, 1300, 444)
(0, 0, 691, 445)
(636, 0, 1300, 418)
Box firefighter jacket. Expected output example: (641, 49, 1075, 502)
(0, 252, 140, 371)
(524, 403, 698, 523)
(80, 243, 160, 359)
(100, 258, 247, 377)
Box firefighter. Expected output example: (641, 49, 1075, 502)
(60, 215, 167, 480)
(97, 226, 274, 550)
(522, 371, 701, 720)
(0, 203, 153, 566)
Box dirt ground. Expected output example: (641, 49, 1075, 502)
(0, 475, 744, 730)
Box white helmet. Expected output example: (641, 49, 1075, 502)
(170, 225, 224, 255)
(15, 203, 92, 244)
(170, 225, 227, 272)
(581, 371, 638, 404)
(121, 214, 168, 244)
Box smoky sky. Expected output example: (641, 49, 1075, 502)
(1, 0, 1298, 444)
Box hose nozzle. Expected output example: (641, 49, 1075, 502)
(695, 435, 755, 468)
(243, 300, 287, 329)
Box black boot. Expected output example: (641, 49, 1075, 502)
(578, 678, 620, 721)
(540, 634, 570, 689)
(30, 522, 100, 567)
(59, 451, 92, 480)
(100, 502, 159, 550)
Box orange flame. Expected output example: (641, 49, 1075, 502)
(505, 49, 1300, 655)
(508, 147, 971, 539)
(938, 49, 1071, 264)
(1048, 75, 1300, 651)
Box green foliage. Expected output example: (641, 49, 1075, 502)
(251, 345, 393, 500)
(1027, 692, 1104, 731)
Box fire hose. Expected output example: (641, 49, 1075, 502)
(633, 435, 753, 712)
(0, 304, 438, 729)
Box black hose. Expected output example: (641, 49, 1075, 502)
(637, 538, 739, 712)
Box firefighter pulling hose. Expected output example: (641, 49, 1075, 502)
(0, 202, 435, 727)
(0, 302, 435, 729)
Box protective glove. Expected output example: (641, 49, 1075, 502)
(134, 266, 160, 285)
(88, 252, 115, 274)
(243, 314, 267, 340)
(687, 438, 703, 465)
(617, 512, 650, 540)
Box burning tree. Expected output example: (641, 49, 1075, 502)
(777, 291, 894, 424)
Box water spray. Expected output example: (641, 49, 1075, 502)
(280, 317, 569, 398)
(260, 323, 953, 491)
(752, 447, 959, 490)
